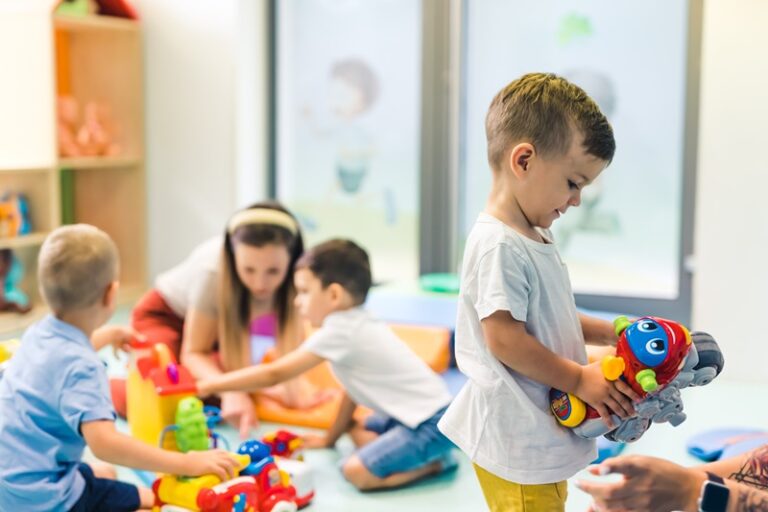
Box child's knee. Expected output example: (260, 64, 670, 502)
(341, 456, 378, 490)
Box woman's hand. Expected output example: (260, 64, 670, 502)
(577, 455, 706, 512)
(220, 391, 259, 439)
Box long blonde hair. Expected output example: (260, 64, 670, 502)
(218, 201, 304, 371)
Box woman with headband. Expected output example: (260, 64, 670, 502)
(111, 201, 317, 438)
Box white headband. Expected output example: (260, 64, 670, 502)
(227, 208, 299, 235)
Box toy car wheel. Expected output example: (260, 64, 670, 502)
(607, 417, 651, 443)
(691, 331, 724, 378)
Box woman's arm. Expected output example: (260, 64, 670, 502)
(198, 349, 325, 396)
(180, 308, 224, 379)
(578, 453, 768, 512)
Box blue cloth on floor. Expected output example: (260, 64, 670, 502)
(687, 428, 768, 462)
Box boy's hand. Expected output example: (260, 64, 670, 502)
(182, 450, 240, 481)
(91, 325, 146, 357)
(575, 361, 637, 427)
(301, 433, 330, 449)
(220, 391, 259, 440)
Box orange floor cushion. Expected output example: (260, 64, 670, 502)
(254, 323, 451, 429)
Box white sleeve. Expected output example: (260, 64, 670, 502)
(473, 243, 531, 323)
(300, 327, 350, 363)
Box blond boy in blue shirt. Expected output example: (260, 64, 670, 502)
(0, 225, 239, 511)
(438, 73, 641, 511)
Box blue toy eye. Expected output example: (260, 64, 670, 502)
(637, 321, 658, 333)
(645, 338, 665, 355)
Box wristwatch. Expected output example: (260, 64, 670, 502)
(698, 472, 730, 512)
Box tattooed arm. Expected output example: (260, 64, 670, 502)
(577, 448, 768, 512)
(728, 483, 768, 511)
(722, 446, 768, 511)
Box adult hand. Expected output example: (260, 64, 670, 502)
(576, 455, 706, 512)
(220, 391, 259, 439)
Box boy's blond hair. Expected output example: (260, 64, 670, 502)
(37, 224, 119, 313)
(485, 72, 615, 171)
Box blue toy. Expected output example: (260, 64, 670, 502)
(0, 249, 30, 313)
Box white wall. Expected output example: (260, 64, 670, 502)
(137, 0, 268, 279)
(692, 0, 768, 382)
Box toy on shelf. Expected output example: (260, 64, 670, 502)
(0, 249, 31, 314)
(0, 192, 31, 238)
(57, 95, 122, 158)
(550, 316, 724, 443)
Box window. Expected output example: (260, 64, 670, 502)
(461, 0, 693, 304)
(275, 0, 423, 283)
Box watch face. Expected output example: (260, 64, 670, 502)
(701, 481, 730, 511)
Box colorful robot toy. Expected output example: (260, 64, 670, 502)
(550, 316, 724, 442)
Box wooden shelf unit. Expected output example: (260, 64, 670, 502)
(0, 10, 146, 336)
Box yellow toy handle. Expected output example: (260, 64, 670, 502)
(602, 355, 626, 381)
(551, 390, 587, 427)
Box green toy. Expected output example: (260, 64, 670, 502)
(159, 397, 228, 453)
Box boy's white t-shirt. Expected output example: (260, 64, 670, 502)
(155, 236, 222, 317)
(438, 212, 596, 484)
(301, 307, 452, 428)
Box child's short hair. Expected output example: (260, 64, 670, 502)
(296, 239, 372, 305)
(37, 224, 119, 313)
(485, 72, 615, 171)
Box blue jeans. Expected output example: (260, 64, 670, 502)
(357, 406, 455, 478)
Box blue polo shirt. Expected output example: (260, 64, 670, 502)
(0, 315, 116, 511)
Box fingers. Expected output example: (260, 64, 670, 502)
(594, 404, 614, 428)
(606, 392, 634, 419)
(613, 379, 641, 403)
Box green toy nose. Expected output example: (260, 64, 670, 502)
(635, 369, 658, 393)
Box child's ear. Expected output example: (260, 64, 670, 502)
(508, 142, 535, 178)
(103, 280, 119, 308)
(327, 283, 345, 305)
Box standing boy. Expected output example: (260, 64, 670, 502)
(438, 73, 640, 511)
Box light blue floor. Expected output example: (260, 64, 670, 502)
(113, 378, 766, 512)
(82, 308, 768, 510)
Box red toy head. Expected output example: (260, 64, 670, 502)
(615, 316, 692, 396)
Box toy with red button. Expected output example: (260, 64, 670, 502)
(550, 316, 724, 442)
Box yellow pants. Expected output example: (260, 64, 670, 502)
(473, 464, 568, 512)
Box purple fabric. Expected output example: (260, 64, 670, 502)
(250, 313, 277, 337)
